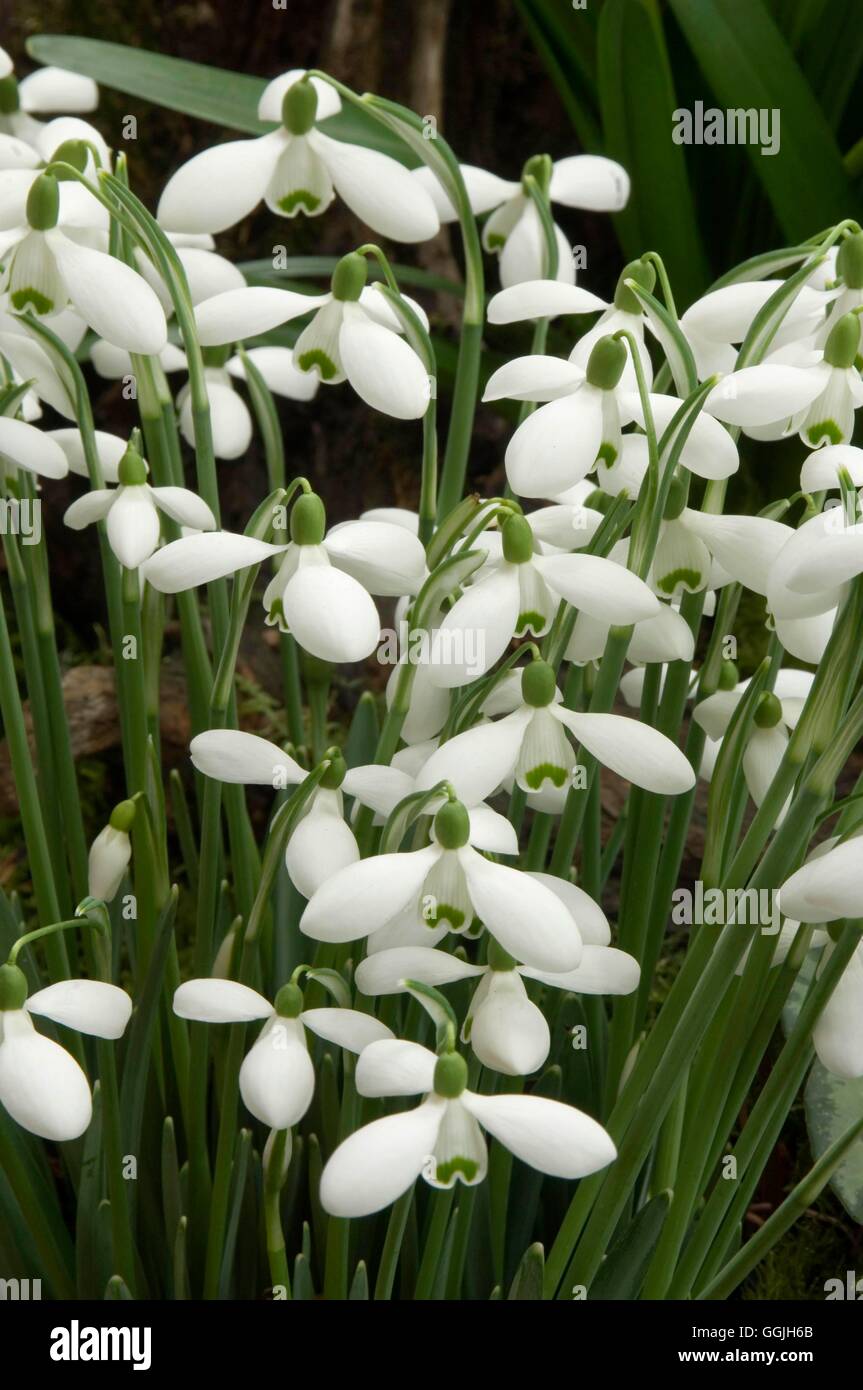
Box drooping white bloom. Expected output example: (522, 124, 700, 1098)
(158, 71, 439, 242)
(0, 61, 98, 152)
(88, 800, 136, 903)
(173, 977, 392, 1130)
(319, 1042, 616, 1216)
(301, 797, 583, 974)
(424, 510, 660, 688)
(415, 659, 696, 801)
(680, 280, 833, 379)
(64, 442, 216, 569)
(565, 546, 696, 667)
(765, 508, 843, 664)
(413, 155, 628, 286)
(142, 493, 425, 664)
(193, 255, 431, 420)
(0, 965, 131, 1140)
(1, 173, 167, 354)
(648, 502, 791, 601)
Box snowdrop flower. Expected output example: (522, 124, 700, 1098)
(647, 482, 791, 601)
(707, 313, 863, 446)
(1, 173, 168, 354)
(64, 441, 216, 569)
(142, 491, 425, 663)
(0, 414, 69, 480)
(0, 62, 98, 152)
(0, 961, 130, 1141)
(415, 659, 696, 802)
(194, 253, 431, 420)
(173, 977, 392, 1130)
(776, 495, 863, 600)
(175, 350, 318, 461)
(301, 796, 584, 973)
(158, 71, 439, 242)
(565, 551, 695, 668)
(815, 232, 863, 349)
(425, 509, 660, 687)
(355, 916, 639, 1077)
(680, 279, 834, 379)
(187, 730, 383, 899)
(319, 1042, 616, 1216)
(692, 667, 814, 813)
(414, 153, 628, 287)
(88, 800, 135, 903)
(764, 508, 843, 665)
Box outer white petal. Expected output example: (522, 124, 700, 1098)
(173, 977, 273, 1022)
(355, 1038, 438, 1096)
(150, 486, 217, 530)
(63, 488, 115, 529)
(0, 1012, 92, 1141)
(0, 416, 68, 478)
(48, 427, 125, 482)
(299, 1007, 392, 1053)
(339, 307, 431, 419)
(414, 709, 530, 803)
(286, 795, 359, 898)
(283, 563, 381, 662)
(239, 1017, 315, 1129)
(800, 443, 863, 492)
(528, 872, 611, 945)
(190, 729, 304, 786)
(482, 354, 584, 403)
(778, 837, 863, 923)
(106, 486, 161, 568)
(227, 345, 319, 400)
(622, 392, 739, 481)
(157, 133, 284, 233)
(426, 565, 522, 688)
(258, 71, 341, 122)
(554, 707, 696, 793)
(767, 509, 844, 620)
(324, 519, 426, 596)
(355, 947, 484, 996)
(487, 280, 606, 325)
(628, 604, 695, 663)
(505, 390, 603, 498)
(467, 803, 519, 855)
(462, 1089, 616, 1178)
(460, 847, 583, 972)
(550, 154, 629, 211)
(194, 286, 327, 347)
(342, 764, 415, 818)
(773, 609, 835, 665)
(470, 971, 550, 1075)
(0, 326, 76, 418)
(813, 946, 863, 1079)
(534, 552, 659, 624)
(300, 844, 441, 942)
(691, 687, 744, 741)
(705, 365, 825, 427)
(521, 944, 640, 995)
(320, 1098, 445, 1217)
(18, 67, 98, 113)
(682, 510, 793, 596)
(784, 520, 863, 594)
(48, 233, 167, 355)
(141, 531, 285, 593)
(25, 980, 132, 1039)
(180, 378, 252, 461)
(87, 824, 131, 901)
(743, 726, 788, 810)
(310, 130, 439, 242)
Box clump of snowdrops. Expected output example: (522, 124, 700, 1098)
(1, 48, 863, 1303)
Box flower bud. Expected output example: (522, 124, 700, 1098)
(433, 1050, 468, 1098)
(823, 311, 861, 369)
(282, 78, 318, 135)
(753, 691, 782, 729)
(663, 476, 687, 521)
(614, 258, 656, 314)
(117, 443, 149, 486)
(26, 173, 60, 231)
(521, 659, 556, 708)
(274, 982, 304, 1018)
(521, 153, 552, 196)
(0, 963, 28, 1012)
(320, 748, 347, 789)
(585, 335, 627, 390)
(717, 659, 739, 691)
(433, 799, 471, 850)
(501, 512, 533, 564)
(290, 491, 326, 545)
(52, 139, 90, 177)
(331, 252, 368, 303)
(88, 819, 133, 903)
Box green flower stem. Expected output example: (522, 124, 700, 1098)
(701, 1106, 863, 1301)
(263, 1130, 292, 1298)
(374, 1189, 414, 1299)
(414, 1188, 455, 1300)
(98, 1037, 138, 1294)
(237, 347, 285, 492)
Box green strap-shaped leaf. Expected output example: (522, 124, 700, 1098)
(588, 1189, 671, 1299)
(507, 1242, 545, 1299)
(597, 0, 708, 304)
(26, 35, 413, 162)
(667, 0, 857, 242)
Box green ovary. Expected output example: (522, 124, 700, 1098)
(296, 349, 338, 380)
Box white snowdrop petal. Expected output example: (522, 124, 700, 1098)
(63, 488, 116, 529)
(470, 973, 550, 1075)
(460, 848, 583, 972)
(141, 532, 285, 593)
(800, 443, 863, 492)
(426, 566, 522, 688)
(239, 1018, 315, 1129)
(158, 133, 284, 234)
(0, 416, 68, 478)
(467, 804, 519, 855)
(505, 391, 603, 498)
(87, 824, 131, 902)
(555, 708, 696, 794)
(341, 764, 415, 817)
(705, 365, 825, 427)
(414, 711, 529, 804)
(227, 346, 319, 400)
(48, 428, 126, 482)
(257, 71, 341, 122)
(355, 947, 484, 996)
(310, 130, 440, 243)
(550, 154, 629, 211)
(190, 729, 305, 786)
(283, 564, 381, 662)
(150, 487, 217, 531)
(682, 510, 792, 596)
(324, 519, 426, 596)
(339, 311, 431, 419)
(48, 234, 168, 355)
(194, 286, 327, 347)
(0, 1013, 92, 1141)
(522, 944, 640, 996)
(18, 66, 98, 114)
(778, 838, 863, 923)
(743, 726, 788, 810)
(285, 800, 359, 899)
(173, 978, 274, 1022)
(813, 947, 863, 1079)
(320, 1098, 445, 1217)
(487, 280, 606, 325)
(26, 980, 132, 1039)
(535, 552, 659, 624)
(354, 1038, 438, 1097)
(300, 844, 441, 943)
(106, 487, 161, 569)
(482, 355, 585, 403)
(462, 1090, 616, 1178)
(527, 872, 611, 945)
(299, 1008, 392, 1052)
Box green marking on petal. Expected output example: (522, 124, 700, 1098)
(434, 1156, 480, 1186)
(296, 349, 338, 380)
(657, 567, 702, 595)
(423, 901, 466, 931)
(515, 609, 547, 635)
(525, 762, 568, 790)
(596, 441, 618, 467)
(486, 233, 506, 250)
(277, 189, 321, 215)
(806, 419, 843, 446)
(10, 287, 54, 314)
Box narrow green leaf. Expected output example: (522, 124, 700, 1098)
(507, 1242, 545, 1300)
(588, 1190, 672, 1299)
